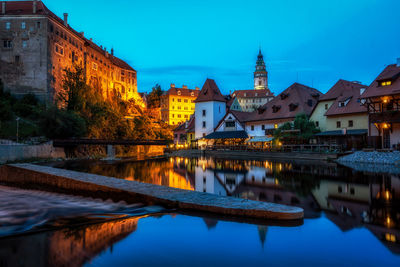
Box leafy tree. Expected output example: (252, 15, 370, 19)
(147, 84, 162, 108)
(274, 113, 319, 143)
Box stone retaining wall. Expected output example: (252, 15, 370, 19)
(0, 142, 65, 164)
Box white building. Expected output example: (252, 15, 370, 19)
(194, 79, 227, 140)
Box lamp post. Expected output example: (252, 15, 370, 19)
(16, 117, 20, 143)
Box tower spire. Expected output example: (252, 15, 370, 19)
(254, 49, 269, 90)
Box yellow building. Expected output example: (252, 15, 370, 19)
(161, 84, 199, 125)
(311, 80, 369, 150)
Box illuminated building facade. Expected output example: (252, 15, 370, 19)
(254, 49, 268, 90)
(161, 84, 199, 125)
(0, 1, 140, 104)
(362, 61, 400, 149)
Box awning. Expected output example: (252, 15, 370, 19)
(315, 129, 368, 137)
(246, 136, 274, 143)
(203, 130, 249, 140)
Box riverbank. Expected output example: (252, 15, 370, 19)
(337, 151, 400, 165)
(0, 164, 303, 220)
(168, 149, 339, 161)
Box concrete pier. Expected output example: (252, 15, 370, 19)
(0, 164, 304, 220)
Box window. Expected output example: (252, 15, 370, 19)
(37, 22, 41, 29)
(55, 44, 64, 56)
(339, 102, 345, 107)
(203, 133, 206, 137)
(172, 98, 175, 102)
(178, 99, 181, 102)
(178, 114, 181, 118)
(274, 124, 278, 129)
(315, 121, 319, 127)
(348, 120, 353, 127)
(15, 55, 20, 63)
(336, 121, 341, 128)
(202, 110, 206, 116)
(325, 104, 328, 110)
(380, 80, 392, 87)
(22, 40, 27, 48)
(251, 125, 254, 131)
(262, 125, 265, 130)
(202, 121, 206, 128)
(184, 99, 188, 103)
(177, 91, 181, 95)
(259, 80, 262, 86)
(5, 22, 11, 30)
(21, 22, 26, 29)
(191, 92, 194, 97)
(3, 40, 12, 48)
(92, 62, 98, 70)
(225, 121, 235, 128)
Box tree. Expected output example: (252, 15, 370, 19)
(147, 84, 162, 108)
(274, 113, 319, 144)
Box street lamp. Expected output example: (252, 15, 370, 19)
(16, 117, 20, 143)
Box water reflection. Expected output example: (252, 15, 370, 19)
(53, 157, 400, 254)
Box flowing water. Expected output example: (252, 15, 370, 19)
(1, 156, 400, 266)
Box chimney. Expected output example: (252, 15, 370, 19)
(397, 58, 400, 67)
(111, 48, 114, 55)
(171, 83, 175, 88)
(79, 31, 84, 37)
(32, 1, 37, 14)
(63, 13, 68, 26)
(2, 2, 6, 15)
(182, 85, 188, 89)
(195, 87, 199, 90)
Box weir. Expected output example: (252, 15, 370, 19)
(0, 164, 304, 220)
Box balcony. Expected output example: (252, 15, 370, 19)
(370, 111, 400, 123)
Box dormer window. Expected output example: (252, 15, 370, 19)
(255, 93, 258, 96)
(190, 92, 194, 96)
(380, 80, 392, 87)
(338, 98, 351, 107)
(177, 91, 181, 95)
(307, 99, 313, 107)
(244, 93, 247, 97)
(289, 103, 298, 112)
(272, 105, 281, 113)
(280, 93, 289, 100)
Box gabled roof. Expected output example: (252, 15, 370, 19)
(1, 1, 136, 72)
(194, 79, 226, 103)
(362, 64, 400, 98)
(320, 79, 366, 101)
(215, 110, 251, 130)
(323, 80, 367, 116)
(165, 86, 199, 97)
(245, 83, 322, 122)
(232, 89, 274, 98)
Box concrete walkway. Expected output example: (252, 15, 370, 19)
(0, 164, 303, 220)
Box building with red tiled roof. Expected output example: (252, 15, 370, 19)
(310, 80, 369, 150)
(244, 83, 322, 137)
(195, 79, 227, 143)
(361, 62, 400, 149)
(0, 0, 138, 103)
(160, 84, 200, 125)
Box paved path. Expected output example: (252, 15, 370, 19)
(0, 164, 303, 220)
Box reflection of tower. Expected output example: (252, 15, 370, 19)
(254, 49, 268, 90)
(203, 218, 219, 230)
(257, 225, 268, 248)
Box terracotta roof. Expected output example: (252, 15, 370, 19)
(245, 83, 322, 122)
(361, 64, 400, 98)
(194, 79, 226, 103)
(320, 79, 366, 101)
(232, 89, 274, 98)
(165, 87, 199, 97)
(1, 1, 136, 72)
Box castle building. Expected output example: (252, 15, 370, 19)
(230, 49, 274, 112)
(254, 49, 268, 90)
(160, 84, 199, 125)
(0, 1, 139, 103)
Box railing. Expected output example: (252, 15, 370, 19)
(204, 144, 342, 153)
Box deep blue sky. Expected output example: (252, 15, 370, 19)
(45, 0, 400, 95)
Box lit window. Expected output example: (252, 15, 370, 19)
(274, 124, 278, 129)
(5, 22, 11, 30)
(381, 81, 392, 86)
(191, 92, 194, 97)
(21, 22, 26, 29)
(22, 41, 27, 48)
(178, 91, 181, 95)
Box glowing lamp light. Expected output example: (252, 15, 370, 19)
(383, 123, 389, 129)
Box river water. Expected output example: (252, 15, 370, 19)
(0, 156, 399, 266)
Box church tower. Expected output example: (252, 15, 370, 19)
(254, 49, 268, 90)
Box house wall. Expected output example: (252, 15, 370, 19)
(325, 113, 368, 131)
(161, 90, 197, 125)
(310, 100, 334, 132)
(237, 96, 272, 112)
(245, 119, 292, 137)
(215, 113, 244, 132)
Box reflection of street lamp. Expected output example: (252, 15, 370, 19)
(16, 117, 20, 143)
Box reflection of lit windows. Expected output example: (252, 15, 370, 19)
(338, 186, 342, 193)
(274, 124, 278, 129)
(385, 233, 396, 242)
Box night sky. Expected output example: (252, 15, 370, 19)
(45, 0, 400, 95)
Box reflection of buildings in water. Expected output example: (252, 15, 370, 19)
(203, 218, 219, 230)
(0, 217, 140, 267)
(312, 175, 400, 254)
(49, 217, 139, 266)
(258, 225, 268, 248)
